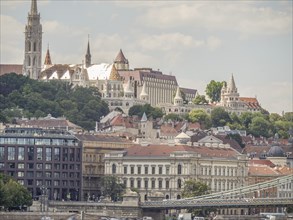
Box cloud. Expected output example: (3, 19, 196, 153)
(207, 36, 222, 50)
(139, 2, 292, 37)
(137, 33, 204, 51)
(0, 15, 24, 63)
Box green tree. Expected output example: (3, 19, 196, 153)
(188, 109, 211, 129)
(249, 116, 272, 137)
(0, 174, 32, 210)
(100, 176, 125, 201)
(128, 104, 163, 119)
(205, 80, 225, 102)
(192, 95, 209, 105)
(211, 107, 231, 127)
(239, 112, 254, 129)
(269, 113, 282, 123)
(182, 179, 211, 216)
(164, 113, 183, 122)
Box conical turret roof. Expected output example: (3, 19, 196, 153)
(109, 65, 121, 80)
(227, 74, 237, 92)
(140, 82, 148, 97)
(115, 49, 128, 63)
(141, 112, 147, 122)
(174, 86, 183, 100)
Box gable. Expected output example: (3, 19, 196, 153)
(197, 135, 223, 144)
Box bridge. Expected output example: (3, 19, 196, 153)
(141, 174, 293, 209)
(15, 174, 291, 220)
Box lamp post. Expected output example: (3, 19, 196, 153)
(40, 185, 48, 220)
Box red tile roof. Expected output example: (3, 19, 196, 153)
(126, 144, 240, 159)
(248, 164, 280, 176)
(240, 97, 261, 110)
(248, 159, 276, 167)
(0, 64, 23, 76)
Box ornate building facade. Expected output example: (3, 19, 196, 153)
(104, 141, 248, 203)
(23, 0, 42, 79)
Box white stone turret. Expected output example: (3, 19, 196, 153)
(124, 80, 134, 98)
(139, 83, 149, 101)
(174, 86, 183, 106)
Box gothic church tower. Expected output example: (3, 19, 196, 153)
(23, 0, 42, 79)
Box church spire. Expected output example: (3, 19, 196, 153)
(31, 0, 38, 15)
(85, 35, 91, 68)
(23, 0, 42, 79)
(44, 44, 52, 66)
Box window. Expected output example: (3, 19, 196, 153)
(17, 171, 24, 177)
(166, 180, 170, 189)
(8, 147, 15, 160)
(28, 163, 34, 169)
(145, 180, 148, 189)
(62, 148, 68, 161)
(18, 163, 24, 169)
(166, 166, 170, 175)
(46, 148, 52, 161)
(36, 163, 43, 169)
(54, 148, 60, 161)
(151, 180, 155, 189)
(159, 167, 163, 174)
(131, 166, 134, 174)
(152, 166, 156, 174)
(144, 166, 148, 174)
(130, 179, 134, 188)
(0, 147, 4, 160)
(177, 164, 182, 175)
(54, 172, 60, 178)
(124, 166, 127, 174)
(27, 171, 34, 177)
(45, 172, 52, 178)
(137, 179, 141, 189)
(28, 147, 34, 160)
(18, 147, 25, 160)
(45, 164, 51, 170)
(37, 148, 42, 160)
(158, 180, 162, 189)
(112, 164, 116, 174)
(138, 166, 141, 174)
(177, 179, 182, 189)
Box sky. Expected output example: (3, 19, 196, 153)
(0, 0, 292, 114)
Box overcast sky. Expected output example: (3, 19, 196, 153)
(1, 0, 292, 114)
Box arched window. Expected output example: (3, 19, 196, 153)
(177, 164, 182, 175)
(28, 41, 31, 51)
(177, 195, 181, 199)
(165, 195, 169, 199)
(177, 179, 182, 189)
(33, 42, 37, 51)
(27, 56, 31, 66)
(144, 194, 148, 201)
(112, 164, 116, 174)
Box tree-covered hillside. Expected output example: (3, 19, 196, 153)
(0, 73, 109, 130)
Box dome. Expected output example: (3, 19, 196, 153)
(267, 145, 285, 157)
